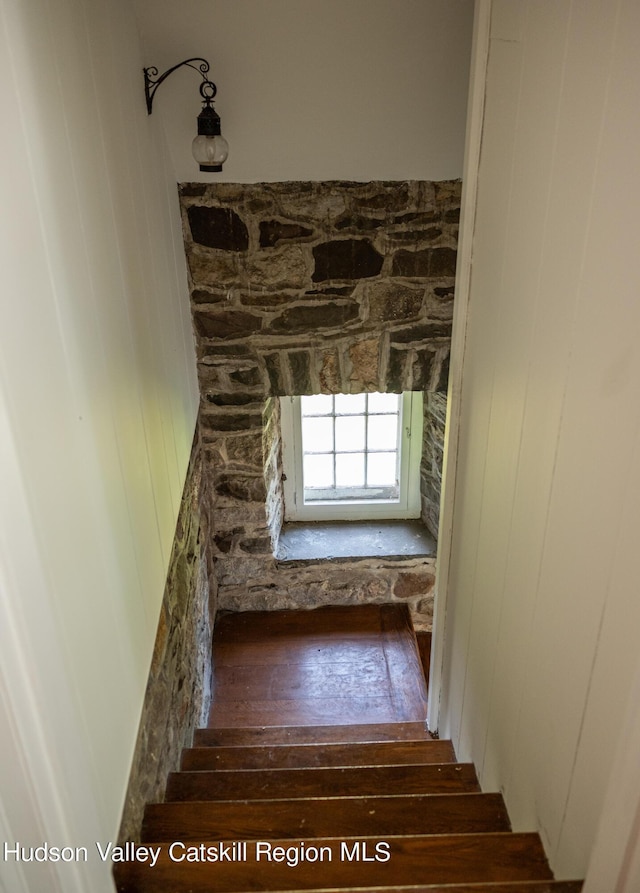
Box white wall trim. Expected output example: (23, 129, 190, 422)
(427, 0, 493, 733)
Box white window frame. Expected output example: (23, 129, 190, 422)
(280, 391, 423, 521)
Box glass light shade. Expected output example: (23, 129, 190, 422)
(191, 134, 229, 172)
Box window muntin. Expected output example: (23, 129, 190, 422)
(301, 392, 401, 502)
(280, 392, 422, 522)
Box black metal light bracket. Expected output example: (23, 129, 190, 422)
(143, 57, 217, 115)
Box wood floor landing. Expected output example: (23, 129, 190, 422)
(209, 603, 428, 729)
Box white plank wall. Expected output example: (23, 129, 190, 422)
(439, 0, 640, 880)
(0, 0, 198, 890)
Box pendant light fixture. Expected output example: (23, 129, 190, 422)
(143, 57, 229, 172)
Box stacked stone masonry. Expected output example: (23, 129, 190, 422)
(179, 181, 459, 629)
(421, 391, 448, 541)
(118, 439, 217, 843)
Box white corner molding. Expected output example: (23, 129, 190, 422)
(426, 0, 493, 733)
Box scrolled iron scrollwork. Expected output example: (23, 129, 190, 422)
(144, 57, 216, 114)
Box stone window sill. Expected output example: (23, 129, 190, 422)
(275, 520, 436, 563)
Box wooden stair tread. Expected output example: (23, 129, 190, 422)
(208, 696, 414, 728)
(181, 739, 456, 770)
(193, 886, 583, 893)
(166, 763, 480, 801)
(332, 886, 583, 892)
(113, 833, 553, 892)
(142, 792, 511, 841)
(195, 721, 432, 747)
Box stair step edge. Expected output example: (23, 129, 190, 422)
(113, 832, 554, 892)
(195, 721, 432, 746)
(184, 885, 582, 893)
(142, 791, 512, 842)
(178, 760, 462, 773)
(181, 740, 456, 770)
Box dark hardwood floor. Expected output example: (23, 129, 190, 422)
(209, 603, 428, 729)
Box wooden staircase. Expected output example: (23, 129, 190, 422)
(114, 606, 582, 891)
(114, 721, 583, 892)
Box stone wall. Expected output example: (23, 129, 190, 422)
(218, 555, 436, 633)
(117, 434, 217, 843)
(180, 180, 458, 401)
(421, 391, 448, 540)
(178, 181, 458, 628)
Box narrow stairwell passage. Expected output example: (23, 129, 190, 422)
(114, 604, 583, 892)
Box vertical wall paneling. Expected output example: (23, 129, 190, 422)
(440, 0, 640, 880)
(582, 648, 640, 893)
(0, 0, 198, 888)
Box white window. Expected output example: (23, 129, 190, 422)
(280, 391, 423, 521)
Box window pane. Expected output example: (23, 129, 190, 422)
(335, 393, 366, 415)
(367, 452, 397, 486)
(301, 394, 333, 416)
(283, 390, 422, 520)
(303, 453, 334, 488)
(336, 452, 365, 487)
(368, 415, 399, 451)
(335, 415, 365, 451)
(302, 416, 333, 452)
(368, 392, 400, 413)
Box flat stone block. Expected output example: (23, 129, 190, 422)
(214, 474, 267, 503)
(187, 206, 249, 251)
(248, 245, 310, 289)
(276, 521, 435, 561)
(394, 571, 436, 599)
(259, 219, 315, 247)
(194, 310, 263, 341)
(319, 348, 342, 393)
(312, 239, 383, 282)
(268, 301, 360, 334)
(390, 322, 452, 344)
(288, 349, 313, 394)
(430, 246, 458, 277)
(367, 282, 426, 323)
(392, 248, 431, 278)
(348, 338, 380, 390)
(200, 409, 265, 433)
